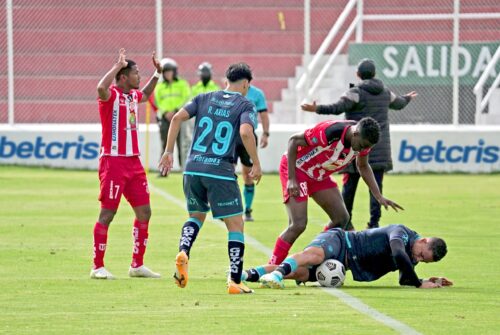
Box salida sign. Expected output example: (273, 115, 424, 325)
(349, 43, 499, 85)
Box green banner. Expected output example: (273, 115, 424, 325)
(348, 43, 499, 85)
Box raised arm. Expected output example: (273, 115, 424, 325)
(97, 48, 128, 101)
(389, 91, 417, 110)
(301, 89, 358, 115)
(140, 51, 162, 102)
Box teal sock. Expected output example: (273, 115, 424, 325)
(243, 184, 255, 211)
(276, 257, 298, 277)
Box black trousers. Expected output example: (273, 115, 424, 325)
(341, 169, 384, 228)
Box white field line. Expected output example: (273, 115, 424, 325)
(149, 183, 423, 335)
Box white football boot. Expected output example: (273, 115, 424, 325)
(128, 265, 161, 278)
(90, 267, 115, 280)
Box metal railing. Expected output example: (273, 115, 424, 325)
(297, 0, 500, 125)
(474, 46, 500, 123)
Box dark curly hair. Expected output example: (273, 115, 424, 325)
(358, 117, 380, 145)
(226, 62, 253, 83)
(115, 59, 137, 82)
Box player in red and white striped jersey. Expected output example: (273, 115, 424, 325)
(269, 117, 404, 265)
(91, 48, 162, 280)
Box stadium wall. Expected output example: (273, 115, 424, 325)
(1, 124, 499, 173)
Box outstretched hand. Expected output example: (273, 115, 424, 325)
(152, 51, 162, 73)
(378, 196, 404, 212)
(428, 277, 453, 287)
(301, 101, 317, 112)
(117, 48, 128, 68)
(405, 91, 418, 100)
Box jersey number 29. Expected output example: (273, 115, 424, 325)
(193, 116, 233, 155)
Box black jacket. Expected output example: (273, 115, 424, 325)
(316, 78, 411, 172)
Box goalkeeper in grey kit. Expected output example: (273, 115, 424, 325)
(244, 224, 453, 289)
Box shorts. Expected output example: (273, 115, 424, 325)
(305, 228, 347, 282)
(233, 133, 258, 167)
(183, 174, 243, 219)
(279, 154, 337, 203)
(98, 156, 150, 210)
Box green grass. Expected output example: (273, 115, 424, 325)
(0, 166, 499, 334)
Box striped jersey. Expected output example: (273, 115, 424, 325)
(98, 85, 143, 156)
(295, 120, 370, 181)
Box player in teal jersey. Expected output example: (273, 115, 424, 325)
(159, 63, 262, 294)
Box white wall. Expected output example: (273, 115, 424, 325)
(1, 124, 499, 173)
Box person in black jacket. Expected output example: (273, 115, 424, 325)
(244, 224, 453, 289)
(301, 59, 417, 230)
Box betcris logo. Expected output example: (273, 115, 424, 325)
(0, 136, 99, 160)
(399, 139, 499, 164)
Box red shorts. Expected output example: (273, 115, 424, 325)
(279, 154, 337, 203)
(98, 156, 150, 210)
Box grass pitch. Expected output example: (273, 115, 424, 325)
(0, 166, 499, 334)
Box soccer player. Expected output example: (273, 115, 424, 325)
(90, 49, 162, 280)
(246, 224, 452, 289)
(302, 58, 417, 230)
(158, 63, 262, 294)
(233, 84, 270, 221)
(269, 117, 403, 265)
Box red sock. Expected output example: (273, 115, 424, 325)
(268, 237, 292, 265)
(93, 222, 109, 269)
(131, 219, 149, 268)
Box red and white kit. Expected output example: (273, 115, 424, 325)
(280, 120, 370, 202)
(97, 85, 149, 209)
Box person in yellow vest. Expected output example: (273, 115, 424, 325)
(154, 58, 191, 168)
(191, 62, 221, 97)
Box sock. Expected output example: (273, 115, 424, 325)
(268, 237, 292, 265)
(276, 257, 298, 277)
(243, 183, 255, 212)
(179, 217, 202, 257)
(245, 266, 267, 282)
(93, 222, 109, 269)
(228, 232, 245, 284)
(131, 219, 149, 268)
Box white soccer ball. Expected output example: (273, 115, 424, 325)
(315, 259, 346, 288)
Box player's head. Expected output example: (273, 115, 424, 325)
(351, 117, 380, 151)
(412, 237, 447, 263)
(357, 58, 376, 80)
(225, 62, 253, 95)
(198, 62, 213, 83)
(115, 59, 140, 89)
(161, 58, 178, 82)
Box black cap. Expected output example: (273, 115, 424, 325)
(357, 58, 376, 79)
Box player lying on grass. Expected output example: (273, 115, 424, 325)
(268, 117, 403, 265)
(244, 224, 453, 289)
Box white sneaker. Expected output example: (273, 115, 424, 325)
(90, 267, 115, 280)
(260, 272, 284, 289)
(128, 265, 161, 278)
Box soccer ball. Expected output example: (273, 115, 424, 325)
(315, 259, 346, 288)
